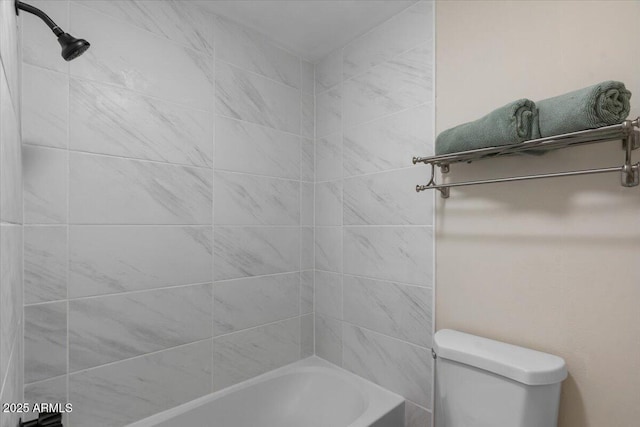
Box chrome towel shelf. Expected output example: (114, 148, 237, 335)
(413, 117, 640, 198)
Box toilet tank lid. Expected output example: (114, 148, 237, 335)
(434, 329, 568, 386)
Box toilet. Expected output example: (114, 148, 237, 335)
(434, 329, 568, 427)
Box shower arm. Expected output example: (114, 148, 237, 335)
(15, 0, 64, 37)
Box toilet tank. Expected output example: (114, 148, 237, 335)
(434, 329, 567, 427)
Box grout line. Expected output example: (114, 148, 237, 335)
(26, 224, 315, 228)
(21, 61, 214, 115)
(214, 271, 303, 285)
(316, 269, 433, 291)
(214, 168, 301, 183)
(26, 224, 214, 227)
(312, 60, 317, 357)
(212, 315, 305, 340)
(62, 145, 214, 171)
(216, 112, 311, 140)
(24, 372, 68, 389)
(56, 315, 308, 384)
(0, 221, 22, 227)
(211, 40, 216, 394)
(317, 224, 434, 228)
(67, 337, 215, 377)
(299, 58, 304, 359)
(339, 44, 345, 368)
(335, 318, 433, 352)
(321, 164, 429, 182)
(25, 281, 214, 306)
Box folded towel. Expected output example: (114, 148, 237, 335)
(536, 81, 631, 137)
(435, 99, 538, 155)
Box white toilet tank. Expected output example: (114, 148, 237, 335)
(434, 329, 567, 427)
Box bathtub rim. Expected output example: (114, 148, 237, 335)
(126, 356, 405, 427)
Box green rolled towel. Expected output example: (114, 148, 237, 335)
(536, 81, 631, 137)
(435, 99, 538, 155)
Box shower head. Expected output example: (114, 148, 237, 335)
(15, 0, 90, 61)
(58, 33, 90, 61)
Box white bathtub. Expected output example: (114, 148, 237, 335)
(128, 357, 404, 427)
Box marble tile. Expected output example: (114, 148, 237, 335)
(315, 314, 342, 366)
(316, 133, 342, 182)
(315, 226, 342, 273)
(300, 138, 315, 182)
(406, 401, 432, 427)
(215, 115, 300, 180)
(343, 43, 432, 127)
(343, 324, 432, 407)
(213, 318, 300, 390)
(214, 226, 300, 280)
(301, 227, 314, 270)
(344, 226, 432, 287)
(24, 226, 67, 304)
(0, 74, 22, 224)
(343, 104, 433, 176)
(343, 1, 433, 79)
(315, 271, 342, 319)
(316, 86, 341, 138)
(344, 167, 433, 226)
(216, 61, 300, 134)
(300, 270, 314, 315)
(315, 181, 342, 226)
(300, 314, 314, 358)
(69, 340, 212, 427)
(0, 336, 22, 427)
(301, 60, 314, 95)
(69, 153, 213, 224)
(70, 78, 213, 167)
(25, 302, 67, 383)
(22, 65, 68, 149)
(0, 0, 20, 104)
(24, 376, 68, 420)
(70, 5, 213, 110)
(343, 275, 432, 347)
(69, 284, 212, 371)
(316, 49, 342, 92)
(21, 0, 68, 73)
(23, 145, 67, 224)
(301, 182, 314, 226)
(213, 14, 299, 88)
(301, 93, 315, 139)
(213, 273, 299, 335)
(214, 171, 300, 226)
(74, 0, 213, 54)
(69, 226, 212, 298)
(0, 225, 22, 384)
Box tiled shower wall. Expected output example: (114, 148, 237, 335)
(312, 2, 435, 426)
(21, 1, 313, 425)
(0, 1, 24, 427)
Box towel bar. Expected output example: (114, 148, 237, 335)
(413, 117, 639, 198)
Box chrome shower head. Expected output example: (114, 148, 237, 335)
(16, 0, 91, 61)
